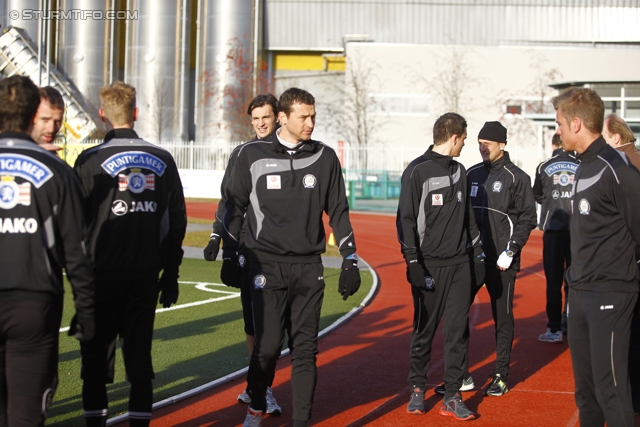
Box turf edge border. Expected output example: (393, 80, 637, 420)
(105, 257, 379, 426)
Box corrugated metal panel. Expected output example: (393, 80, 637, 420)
(265, 0, 640, 50)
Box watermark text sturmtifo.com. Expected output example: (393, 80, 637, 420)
(9, 9, 138, 20)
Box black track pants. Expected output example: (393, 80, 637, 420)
(629, 305, 640, 413)
(408, 262, 471, 399)
(246, 261, 324, 422)
(568, 288, 637, 427)
(468, 268, 517, 379)
(0, 298, 62, 427)
(543, 231, 571, 332)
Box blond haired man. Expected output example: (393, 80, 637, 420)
(553, 88, 640, 427)
(74, 81, 187, 427)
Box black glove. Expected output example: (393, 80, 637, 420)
(220, 249, 243, 288)
(406, 260, 434, 290)
(68, 312, 96, 342)
(158, 272, 179, 308)
(203, 233, 221, 261)
(339, 255, 361, 300)
(472, 252, 486, 287)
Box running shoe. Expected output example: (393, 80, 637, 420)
(484, 374, 509, 396)
(242, 407, 263, 427)
(266, 387, 282, 416)
(238, 389, 251, 404)
(407, 386, 426, 414)
(434, 375, 475, 395)
(539, 328, 563, 343)
(439, 393, 476, 420)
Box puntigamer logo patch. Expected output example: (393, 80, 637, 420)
(101, 151, 167, 177)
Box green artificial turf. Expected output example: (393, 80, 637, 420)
(47, 258, 373, 425)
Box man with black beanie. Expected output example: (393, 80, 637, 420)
(466, 121, 537, 396)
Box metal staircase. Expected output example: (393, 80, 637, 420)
(0, 26, 100, 143)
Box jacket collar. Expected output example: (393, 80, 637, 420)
(485, 151, 511, 172)
(0, 131, 37, 144)
(264, 132, 318, 154)
(104, 128, 140, 143)
(425, 145, 452, 169)
(576, 136, 606, 162)
(616, 142, 639, 156)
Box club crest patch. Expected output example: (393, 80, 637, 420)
(432, 194, 443, 206)
(457, 191, 462, 202)
(267, 175, 281, 189)
(579, 198, 590, 215)
(303, 174, 316, 188)
(254, 274, 266, 289)
(553, 172, 575, 187)
(0, 176, 30, 210)
(118, 169, 155, 193)
(492, 181, 502, 192)
(238, 254, 246, 267)
(470, 185, 478, 197)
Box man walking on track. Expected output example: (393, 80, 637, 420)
(74, 81, 187, 427)
(533, 134, 577, 343)
(396, 112, 482, 420)
(466, 121, 537, 397)
(203, 93, 282, 415)
(0, 75, 96, 427)
(554, 87, 640, 427)
(223, 87, 362, 427)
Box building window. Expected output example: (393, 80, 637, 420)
(369, 93, 430, 117)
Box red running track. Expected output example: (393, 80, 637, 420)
(121, 203, 634, 426)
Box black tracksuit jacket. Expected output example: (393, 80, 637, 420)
(223, 132, 355, 262)
(467, 152, 537, 270)
(0, 132, 95, 316)
(567, 137, 640, 293)
(533, 149, 578, 231)
(396, 147, 482, 267)
(73, 129, 187, 280)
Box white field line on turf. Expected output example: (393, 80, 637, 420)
(58, 281, 239, 333)
(105, 257, 379, 426)
(344, 292, 482, 427)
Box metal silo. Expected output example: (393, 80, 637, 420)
(57, 0, 117, 112)
(125, 0, 191, 142)
(195, 0, 254, 141)
(5, 0, 39, 41)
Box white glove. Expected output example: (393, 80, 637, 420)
(497, 251, 513, 269)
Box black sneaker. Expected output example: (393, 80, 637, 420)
(484, 374, 509, 396)
(407, 386, 426, 414)
(434, 375, 475, 395)
(439, 393, 476, 420)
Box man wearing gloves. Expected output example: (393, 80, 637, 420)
(467, 121, 537, 396)
(223, 87, 361, 427)
(397, 112, 482, 420)
(0, 75, 96, 426)
(74, 81, 186, 427)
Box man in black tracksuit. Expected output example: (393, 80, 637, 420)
(224, 88, 361, 427)
(203, 93, 282, 415)
(553, 88, 640, 427)
(397, 113, 482, 420)
(74, 82, 187, 427)
(533, 134, 577, 342)
(0, 75, 96, 426)
(466, 121, 537, 396)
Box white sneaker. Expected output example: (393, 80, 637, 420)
(238, 389, 251, 404)
(539, 328, 563, 343)
(266, 387, 282, 415)
(243, 407, 263, 427)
